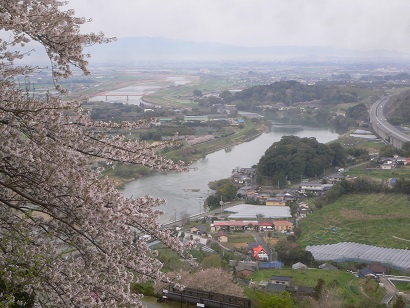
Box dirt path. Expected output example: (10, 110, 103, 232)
(393, 236, 410, 243)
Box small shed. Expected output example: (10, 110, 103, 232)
(266, 283, 287, 293)
(258, 261, 283, 270)
(292, 262, 308, 270)
(235, 263, 257, 278)
(358, 267, 377, 278)
(289, 286, 315, 297)
(265, 197, 286, 206)
(369, 262, 387, 274)
(381, 163, 394, 170)
(216, 232, 228, 243)
(190, 225, 208, 237)
(269, 276, 292, 286)
(319, 263, 338, 271)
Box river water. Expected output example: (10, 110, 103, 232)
(89, 76, 191, 105)
(89, 85, 160, 105)
(122, 123, 339, 223)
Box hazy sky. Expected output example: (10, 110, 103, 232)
(67, 0, 410, 52)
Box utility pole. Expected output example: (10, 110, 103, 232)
(219, 196, 224, 213)
(198, 197, 203, 215)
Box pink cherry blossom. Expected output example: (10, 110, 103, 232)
(0, 1, 191, 306)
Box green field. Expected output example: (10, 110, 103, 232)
(346, 164, 410, 180)
(392, 280, 410, 292)
(227, 234, 254, 243)
(143, 86, 198, 107)
(143, 76, 244, 107)
(336, 129, 386, 153)
(298, 193, 410, 249)
(250, 268, 385, 306)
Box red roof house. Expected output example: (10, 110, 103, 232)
(253, 245, 269, 261)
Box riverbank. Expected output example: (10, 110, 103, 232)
(162, 119, 269, 163)
(106, 119, 268, 188)
(122, 124, 340, 224)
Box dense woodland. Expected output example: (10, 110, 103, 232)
(256, 136, 346, 185)
(222, 80, 359, 111)
(385, 89, 410, 125)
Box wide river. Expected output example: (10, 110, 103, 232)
(123, 122, 339, 223)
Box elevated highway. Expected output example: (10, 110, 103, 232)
(370, 96, 410, 149)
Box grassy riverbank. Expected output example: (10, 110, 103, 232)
(105, 119, 268, 188)
(103, 164, 154, 189)
(162, 119, 269, 163)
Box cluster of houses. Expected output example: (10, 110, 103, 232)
(189, 220, 293, 263)
(232, 167, 257, 185)
(233, 162, 400, 207)
(234, 172, 346, 204)
(236, 185, 298, 204)
(378, 156, 410, 170)
(190, 220, 294, 243)
(211, 220, 293, 233)
(183, 166, 394, 297)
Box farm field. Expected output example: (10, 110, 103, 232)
(297, 193, 410, 249)
(222, 233, 255, 250)
(336, 131, 387, 155)
(143, 76, 236, 107)
(346, 164, 410, 180)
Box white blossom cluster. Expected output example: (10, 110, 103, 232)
(0, 1, 191, 306)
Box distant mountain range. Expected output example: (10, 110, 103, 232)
(84, 36, 410, 65)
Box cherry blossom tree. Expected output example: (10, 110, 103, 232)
(0, 1, 189, 306)
(156, 268, 244, 297)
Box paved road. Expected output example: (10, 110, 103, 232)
(370, 96, 410, 145)
(162, 201, 239, 229)
(252, 231, 277, 261)
(380, 276, 397, 306)
(379, 275, 410, 305)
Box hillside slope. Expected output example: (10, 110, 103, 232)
(298, 193, 410, 249)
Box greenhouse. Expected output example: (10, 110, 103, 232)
(306, 242, 410, 270)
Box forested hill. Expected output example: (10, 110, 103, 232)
(384, 89, 410, 125)
(223, 80, 358, 111)
(256, 136, 346, 185)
